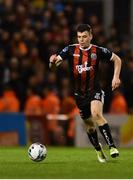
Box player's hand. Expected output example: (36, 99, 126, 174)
(49, 54, 62, 68)
(49, 54, 57, 68)
(49, 54, 57, 64)
(112, 77, 121, 90)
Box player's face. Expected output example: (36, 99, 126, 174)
(77, 31, 92, 49)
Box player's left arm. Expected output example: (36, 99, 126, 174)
(111, 53, 122, 90)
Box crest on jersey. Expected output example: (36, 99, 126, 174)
(91, 53, 97, 60)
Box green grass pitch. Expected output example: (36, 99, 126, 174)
(0, 146, 133, 179)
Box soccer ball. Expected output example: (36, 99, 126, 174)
(28, 143, 47, 162)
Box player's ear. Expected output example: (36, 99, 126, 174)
(89, 29, 93, 40)
(90, 32, 93, 40)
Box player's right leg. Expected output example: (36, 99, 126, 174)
(84, 117, 107, 163)
(95, 143, 107, 163)
(75, 94, 107, 163)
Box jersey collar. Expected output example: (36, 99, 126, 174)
(79, 44, 92, 51)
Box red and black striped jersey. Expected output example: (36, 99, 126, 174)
(58, 44, 113, 96)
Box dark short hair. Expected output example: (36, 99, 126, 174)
(76, 24, 92, 33)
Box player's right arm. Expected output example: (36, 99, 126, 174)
(49, 54, 62, 69)
(49, 46, 69, 69)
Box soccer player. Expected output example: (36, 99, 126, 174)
(49, 24, 121, 163)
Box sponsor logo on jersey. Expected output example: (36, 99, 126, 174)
(76, 61, 93, 74)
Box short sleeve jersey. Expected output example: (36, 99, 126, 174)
(59, 44, 113, 96)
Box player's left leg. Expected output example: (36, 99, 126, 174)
(78, 104, 107, 163)
(83, 117, 107, 163)
(90, 100, 119, 158)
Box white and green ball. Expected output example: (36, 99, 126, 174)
(28, 143, 47, 162)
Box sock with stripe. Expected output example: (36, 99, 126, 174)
(87, 130, 101, 151)
(99, 123, 116, 148)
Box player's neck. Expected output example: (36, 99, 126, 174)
(79, 44, 92, 51)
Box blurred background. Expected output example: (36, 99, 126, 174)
(0, 0, 133, 147)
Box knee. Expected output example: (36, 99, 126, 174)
(86, 124, 96, 133)
(84, 118, 96, 133)
(91, 111, 102, 119)
(84, 118, 94, 126)
(91, 111, 98, 119)
(87, 127, 95, 134)
(91, 111, 106, 125)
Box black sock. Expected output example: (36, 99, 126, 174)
(87, 130, 101, 151)
(99, 123, 116, 148)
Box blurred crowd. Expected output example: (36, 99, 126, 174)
(0, 0, 133, 116)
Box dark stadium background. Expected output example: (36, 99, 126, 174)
(0, 0, 133, 178)
(0, 0, 133, 147)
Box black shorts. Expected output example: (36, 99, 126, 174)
(74, 90, 105, 120)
